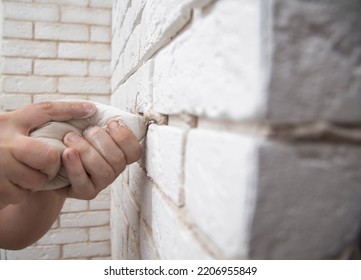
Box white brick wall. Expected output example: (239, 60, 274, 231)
(1, 0, 360, 261)
(0, 0, 112, 259)
(111, 0, 361, 260)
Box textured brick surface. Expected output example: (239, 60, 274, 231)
(250, 142, 361, 259)
(34, 60, 88, 76)
(35, 22, 89, 41)
(2, 39, 57, 58)
(3, 58, 32, 75)
(112, 59, 153, 113)
(145, 124, 187, 205)
(4, 20, 33, 39)
(3, 2, 59, 22)
(58, 43, 111, 60)
(3, 0, 359, 262)
(185, 129, 260, 258)
(150, 188, 213, 259)
(110, 0, 361, 260)
(63, 241, 110, 259)
(6, 245, 61, 260)
(60, 211, 110, 228)
(267, 0, 361, 123)
(153, 0, 263, 121)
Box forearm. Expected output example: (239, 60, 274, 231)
(0, 191, 65, 250)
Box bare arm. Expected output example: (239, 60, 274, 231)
(0, 191, 65, 250)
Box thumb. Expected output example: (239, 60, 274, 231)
(12, 101, 97, 134)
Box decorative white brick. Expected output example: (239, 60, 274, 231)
(3, 2, 59, 22)
(3, 76, 57, 93)
(3, 58, 32, 75)
(139, 219, 159, 259)
(153, 0, 263, 121)
(137, 0, 213, 72)
(122, 184, 139, 234)
(3, 20, 32, 39)
(90, 227, 111, 242)
(58, 42, 110, 60)
(37, 228, 88, 245)
(112, 58, 153, 113)
(121, 24, 141, 82)
(35, 22, 89, 42)
(87, 95, 111, 104)
(58, 77, 110, 94)
(60, 211, 110, 227)
(33, 94, 88, 103)
(265, 0, 361, 123)
(112, 0, 130, 35)
(127, 230, 141, 259)
(185, 129, 260, 259)
(138, 174, 154, 227)
(91, 26, 111, 43)
(3, 0, 32, 2)
(90, 0, 113, 8)
(89, 61, 110, 77)
(61, 6, 111, 25)
(35, 0, 89, 6)
(151, 187, 212, 259)
(1, 94, 32, 111)
(6, 245, 61, 260)
(128, 164, 148, 209)
(34, 59, 88, 76)
(63, 241, 110, 259)
(130, 0, 146, 28)
(62, 198, 88, 213)
(110, 177, 128, 259)
(250, 142, 361, 259)
(145, 124, 187, 205)
(2, 39, 57, 58)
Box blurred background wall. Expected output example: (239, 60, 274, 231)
(0, 0, 113, 259)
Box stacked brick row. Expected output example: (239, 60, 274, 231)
(6, 190, 111, 259)
(0, 0, 113, 259)
(111, 0, 361, 259)
(0, 0, 112, 111)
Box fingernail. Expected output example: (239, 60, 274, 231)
(108, 120, 119, 131)
(82, 102, 96, 117)
(67, 150, 78, 161)
(66, 132, 82, 143)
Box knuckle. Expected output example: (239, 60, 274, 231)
(37, 101, 54, 112)
(45, 146, 59, 165)
(118, 160, 127, 175)
(83, 189, 97, 200)
(113, 151, 127, 173)
(101, 166, 116, 183)
(110, 149, 125, 164)
(29, 174, 48, 190)
(93, 166, 116, 189)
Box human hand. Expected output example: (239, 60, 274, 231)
(0, 102, 96, 209)
(56, 120, 142, 200)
